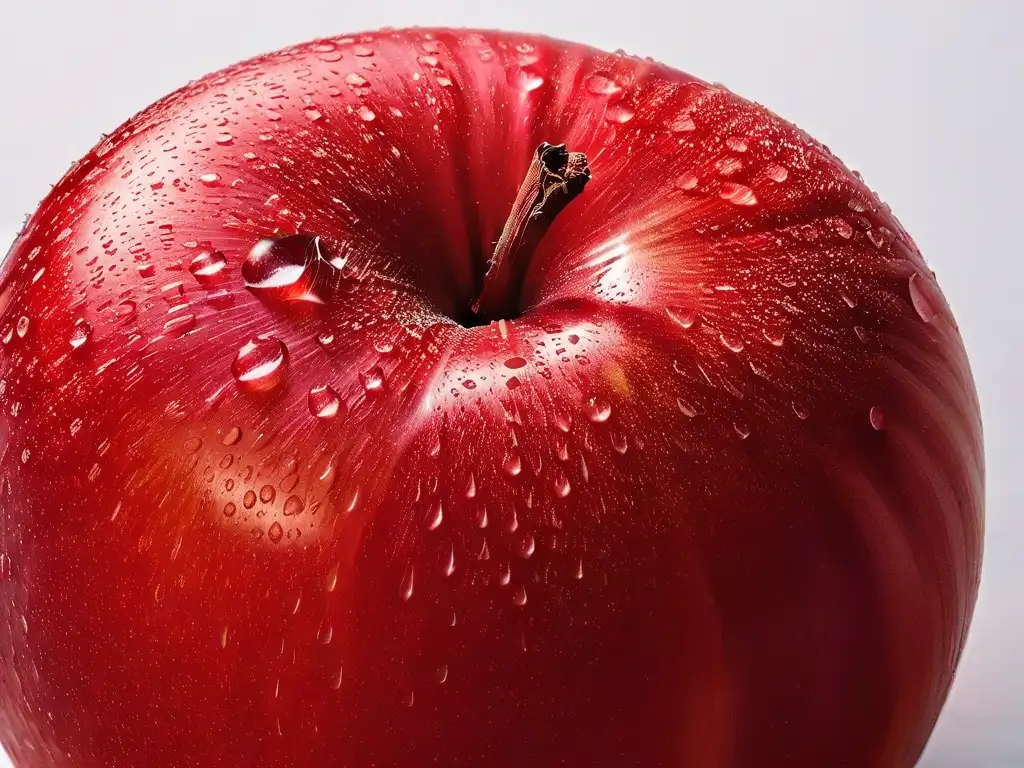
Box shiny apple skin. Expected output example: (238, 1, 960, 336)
(0, 27, 983, 768)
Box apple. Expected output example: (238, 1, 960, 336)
(0, 27, 983, 767)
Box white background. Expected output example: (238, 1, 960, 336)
(0, 1, 1020, 765)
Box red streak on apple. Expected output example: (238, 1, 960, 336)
(0, 28, 983, 768)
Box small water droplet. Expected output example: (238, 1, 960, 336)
(360, 365, 385, 394)
(674, 172, 699, 191)
(352, 44, 374, 57)
(586, 72, 621, 95)
(908, 272, 940, 322)
(605, 103, 635, 124)
(308, 385, 343, 419)
(720, 333, 744, 352)
(725, 136, 749, 153)
(199, 173, 221, 186)
(869, 405, 887, 431)
(268, 522, 284, 543)
(665, 306, 696, 329)
(517, 533, 536, 559)
(585, 397, 612, 423)
(668, 114, 696, 132)
(15, 316, 29, 338)
(215, 132, 233, 145)
(444, 547, 456, 577)
(243, 490, 257, 509)
(552, 471, 571, 498)
(223, 502, 236, 517)
(503, 452, 523, 477)
(223, 426, 242, 445)
(767, 164, 789, 182)
(427, 501, 444, 530)
(283, 495, 304, 517)
(720, 182, 758, 206)
(462, 379, 477, 390)
(163, 313, 197, 338)
(504, 356, 527, 369)
(260, 484, 276, 504)
(70, 319, 92, 349)
(189, 250, 227, 285)
(610, 431, 628, 454)
(357, 105, 376, 122)
(762, 326, 786, 346)
(400, 564, 415, 601)
(733, 422, 751, 439)
(554, 412, 572, 432)
(304, 107, 324, 122)
(792, 402, 809, 420)
(231, 336, 288, 391)
(513, 585, 528, 606)
(520, 70, 545, 92)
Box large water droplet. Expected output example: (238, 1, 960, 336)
(243, 234, 345, 303)
(360, 365, 385, 394)
(232, 335, 288, 391)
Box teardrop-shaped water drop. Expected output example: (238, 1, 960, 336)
(189, 250, 228, 286)
(70, 319, 93, 349)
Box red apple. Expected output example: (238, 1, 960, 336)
(0, 27, 983, 767)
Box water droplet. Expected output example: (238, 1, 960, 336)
(223, 426, 242, 445)
(352, 44, 374, 57)
(610, 431, 628, 454)
(674, 172, 699, 191)
(331, 666, 344, 690)
(221, 626, 230, 648)
(504, 356, 527, 369)
(163, 313, 197, 338)
(552, 471, 571, 498)
(585, 397, 612, 423)
(444, 547, 456, 577)
(513, 585, 528, 606)
(231, 336, 288, 391)
(668, 113, 696, 132)
(345, 72, 369, 90)
(357, 105, 376, 122)
(506, 376, 522, 390)
(70, 319, 92, 349)
(243, 490, 257, 509)
(767, 164, 789, 182)
(317, 331, 335, 346)
(260, 484, 276, 504)
(243, 234, 343, 303)
(908, 272, 940, 322)
(869, 405, 887, 431)
(223, 502, 236, 517)
(517, 533, 536, 559)
(308, 385, 343, 419)
(792, 402, 809, 420)
(400, 564, 415, 601)
(520, 70, 545, 92)
(117, 299, 137, 319)
(189, 250, 227, 285)
(268, 522, 284, 543)
(554, 412, 572, 432)
(427, 501, 443, 530)
(720, 182, 758, 206)
(586, 72, 621, 95)
(720, 333, 744, 352)
(304, 107, 324, 122)
(215, 132, 233, 145)
(762, 326, 786, 346)
(282, 495, 304, 517)
(665, 306, 696, 329)
(605, 103, 635, 124)
(199, 173, 221, 186)
(725, 136, 749, 153)
(733, 422, 751, 439)
(360, 366, 385, 394)
(15, 316, 29, 338)
(835, 219, 854, 239)
(462, 379, 477, 390)
(502, 452, 523, 477)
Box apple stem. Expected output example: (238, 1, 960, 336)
(472, 142, 591, 322)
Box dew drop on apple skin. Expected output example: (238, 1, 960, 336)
(584, 397, 612, 423)
(308, 385, 343, 419)
(188, 250, 227, 285)
(243, 234, 345, 303)
(231, 335, 288, 391)
(70, 319, 92, 349)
